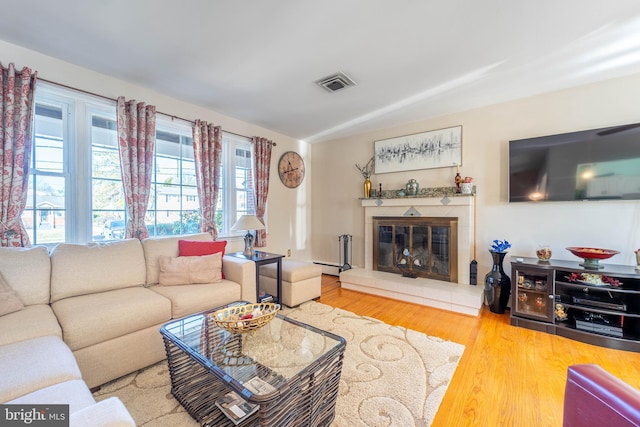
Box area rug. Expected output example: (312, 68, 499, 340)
(94, 301, 465, 426)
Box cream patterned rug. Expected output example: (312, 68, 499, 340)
(94, 301, 465, 426)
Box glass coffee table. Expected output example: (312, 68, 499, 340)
(160, 302, 346, 427)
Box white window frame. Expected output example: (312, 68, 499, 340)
(87, 102, 120, 241)
(149, 117, 199, 237)
(219, 133, 255, 237)
(29, 82, 256, 245)
(27, 94, 72, 245)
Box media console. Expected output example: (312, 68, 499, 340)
(510, 258, 640, 352)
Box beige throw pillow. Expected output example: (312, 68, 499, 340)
(0, 272, 24, 316)
(158, 253, 223, 286)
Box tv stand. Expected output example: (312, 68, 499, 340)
(510, 258, 640, 353)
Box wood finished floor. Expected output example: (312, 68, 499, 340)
(317, 274, 640, 427)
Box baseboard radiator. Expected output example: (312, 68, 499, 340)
(313, 261, 342, 276)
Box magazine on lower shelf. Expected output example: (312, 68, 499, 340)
(215, 377, 277, 424)
(215, 391, 258, 425)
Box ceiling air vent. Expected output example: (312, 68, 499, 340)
(315, 72, 357, 93)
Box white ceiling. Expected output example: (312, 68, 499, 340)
(3, 1, 640, 143)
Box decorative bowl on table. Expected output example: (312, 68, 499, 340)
(211, 302, 280, 334)
(566, 247, 620, 269)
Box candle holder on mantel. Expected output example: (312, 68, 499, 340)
(454, 163, 462, 193)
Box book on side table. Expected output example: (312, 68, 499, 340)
(258, 291, 273, 303)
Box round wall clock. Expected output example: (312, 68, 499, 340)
(278, 151, 305, 188)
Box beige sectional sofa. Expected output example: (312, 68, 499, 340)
(1, 336, 135, 426)
(0, 233, 256, 426)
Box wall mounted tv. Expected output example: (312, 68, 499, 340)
(509, 122, 640, 202)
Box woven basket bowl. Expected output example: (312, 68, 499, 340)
(211, 302, 280, 334)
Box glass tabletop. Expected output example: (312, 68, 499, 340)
(160, 305, 345, 399)
(229, 250, 284, 262)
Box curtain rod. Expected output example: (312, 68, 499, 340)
(37, 77, 272, 144)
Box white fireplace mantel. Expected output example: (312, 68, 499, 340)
(362, 195, 475, 282)
(340, 193, 484, 316)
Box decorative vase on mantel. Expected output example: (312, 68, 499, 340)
(405, 179, 419, 196)
(484, 251, 511, 314)
(363, 178, 372, 198)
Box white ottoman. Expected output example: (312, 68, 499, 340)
(259, 259, 322, 307)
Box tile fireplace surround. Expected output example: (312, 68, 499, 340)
(340, 191, 484, 316)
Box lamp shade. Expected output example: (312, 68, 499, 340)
(231, 215, 265, 231)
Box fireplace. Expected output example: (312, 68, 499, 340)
(373, 216, 458, 282)
(339, 192, 483, 316)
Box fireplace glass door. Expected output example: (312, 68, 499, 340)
(373, 217, 458, 282)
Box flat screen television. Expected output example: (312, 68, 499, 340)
(509, 122, 640, 202)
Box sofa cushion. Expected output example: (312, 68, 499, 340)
(71, 397, 136, 427)
(0, 336, 82, 402)
(151, 280, 241, 318)
(74, 324, 167, 389)
(50, 239, 146, 303)
(158, 253, 222, 285)
(8, 379, 96, 415)
(52, 287, 171, 351)
(0, 272, 24, 316)
(0, 246, 51, 305)
(142, 233, 213, 286)
(179, 239, 227, 278)
(0, 304, 62, 347)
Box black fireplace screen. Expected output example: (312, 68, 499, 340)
(373, 216, 458, 282)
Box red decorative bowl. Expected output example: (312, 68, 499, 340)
(566, 247, 620, 260)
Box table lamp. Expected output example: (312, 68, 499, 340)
(231, 214, 266, 257)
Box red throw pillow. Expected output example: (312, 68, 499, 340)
(179, 240, 227, 257)
(178, 240, 228, 278)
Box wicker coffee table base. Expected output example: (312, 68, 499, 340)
(163, 333, 344, 427)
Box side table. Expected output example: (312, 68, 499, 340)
(229, 251, 284, 304)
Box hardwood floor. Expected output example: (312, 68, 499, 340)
(317, 274, 640, 427)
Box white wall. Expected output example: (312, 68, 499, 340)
(311, 73, 640, 276)
(1, 39, 313, 259)
(5, 38, 640, 273)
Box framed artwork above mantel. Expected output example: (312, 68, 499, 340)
(374, 125, 462, 174)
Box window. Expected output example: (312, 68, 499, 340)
(24, 101, 68, 244)
(220, 134, 256, 234)
(90, 108, 124, 240)
(146, 122, 199, 237)
(24, 83, 255, 245)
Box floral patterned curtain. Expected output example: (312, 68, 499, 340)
(116, 97, 156, 240)
(0, 63, 37, 247)
(252, 136, 273, 247)
(192, 120, 222, 239)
